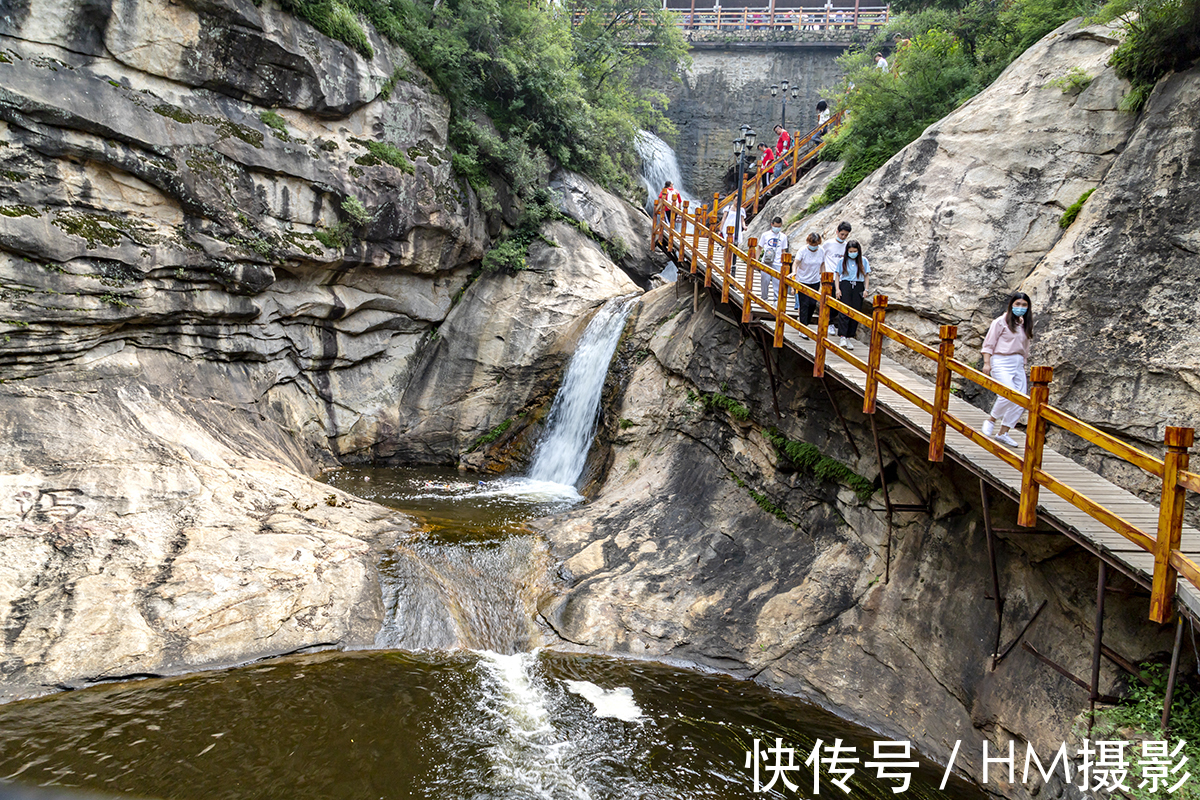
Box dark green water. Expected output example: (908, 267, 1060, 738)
(0, 468, 989, 799)
(0, 649, 983, 800)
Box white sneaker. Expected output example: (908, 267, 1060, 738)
(996, 433, 1019, 448)
(838, 336, 848, 348)
(829, 324, 837, 336)
(845, 339, 855, 351)
(982, 419, 994, 437)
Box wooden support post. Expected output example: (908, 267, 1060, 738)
(981, 479, 1004, 669)
(712, 193, 721, 227)
(651, 199, 660, 246)
(813, 271, 834, 377)
(742, 238, 758, 323)
(1150, 426, 1194, 623)
(678, 200, 689, 263)
(927, 324, 957, 462)
(862, 295, 887, 414)
(774, 254, 792, 348)
(1017, 366, 1054, 528)
(1162, 614, 1185, 732)
(691, 205, 704, 274)
(1088, 559, 1107, 734)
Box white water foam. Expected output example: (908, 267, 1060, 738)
(527, 297, 635, 489)
(564, 681, 644, 722)
(476, 651, 595, 800)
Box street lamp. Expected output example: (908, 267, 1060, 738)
(733, 126, 757, 246)
(780, 78, 790, 130)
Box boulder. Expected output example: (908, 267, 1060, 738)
(548, 167, 662, 283)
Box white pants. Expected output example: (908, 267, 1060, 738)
(989, 354, 1027, 428)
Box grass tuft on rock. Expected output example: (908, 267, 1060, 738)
(765, 427, 875, 502)
(1059, 188, 1096, 228)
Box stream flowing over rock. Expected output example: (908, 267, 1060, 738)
(0, 0, 652, 695)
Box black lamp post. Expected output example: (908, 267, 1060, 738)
(772, 80, 794, 130)
(733, 125, 756, 246)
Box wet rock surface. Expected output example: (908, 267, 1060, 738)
(0, 0, 650, 694)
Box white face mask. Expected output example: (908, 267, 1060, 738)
(771, 226, 781, 234)
(808, 244, 819, 252)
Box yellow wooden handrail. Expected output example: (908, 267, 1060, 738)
(652, 196, 1200, 623)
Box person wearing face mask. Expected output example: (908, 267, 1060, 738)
(981, 292, 1035, 449)
(823, 221, 853, 334)
(758, 216, 789, 302)
(792, 231, 826, 325)
(834, 240, 870, 350)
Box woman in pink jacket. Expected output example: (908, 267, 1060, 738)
(981, 292, 1034, 449)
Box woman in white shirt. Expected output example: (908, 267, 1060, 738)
(981, 292, 1035, 448)
(791, 231, 826, 324)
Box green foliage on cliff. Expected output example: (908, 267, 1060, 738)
(765, 428, 875, 502)
(280, 0, 685, 201)
(1095, 0, 1200, 110)
(1089, 662, 1200, 800)
(809, 0, 1096, 208)
(1059, 187, 1096, 227)
(688, 389, 751, 421)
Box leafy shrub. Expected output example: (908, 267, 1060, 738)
(1096, 0, 1200, 111)
(278, 0, 374, 58)
(1059, 187, 1096, 227)
(341, 196, 372, 226)
(1090, 662, 1200, 800)
(258, 110, 289, 138)
(364, 141, 414, 174)
(1045, 66, 1094, 93)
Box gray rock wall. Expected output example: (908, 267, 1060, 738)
(648, 43, 847, 198)
(539, 284, 1178, 799)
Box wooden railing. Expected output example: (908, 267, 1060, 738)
(650, 198, 1200, 624)
(570, 6, 891, 33)
(711, 110, 845, 223)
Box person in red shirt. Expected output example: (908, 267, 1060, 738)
(773, 125, 793, 180)
(757, 143, 775, 187)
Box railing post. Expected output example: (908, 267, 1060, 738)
(721, 234, 733, 305)
(773, 254, 791, 348)
(679, 200, 689, 263)
(928, 325, 958, 462)
(712, 193, 720, 227)
(1017, 366, 1055, 527)
(791, 131, 801, 184)
(742, 237, 758, 323)
(862, 295, 887, 414)
(691, 204, 704, 274)
(753, 161, 762, 214)
(1150, 426, 1195, 623)
(704, 224, 716, 280)
(651, 198, 660, 246)
(813, 271, 834, 377)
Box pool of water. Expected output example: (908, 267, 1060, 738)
(320, 466, 580, 545)
(0, 467, 988, 800)
(0, 649, 983, 800)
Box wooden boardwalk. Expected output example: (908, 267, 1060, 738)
(659, 228, 1200, 623)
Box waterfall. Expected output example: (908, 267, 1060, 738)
(635, 130, 695, 214)
(527, 297, 635, 488)
(475, 651, 595, 799)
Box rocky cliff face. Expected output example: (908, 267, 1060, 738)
(538, 284, 1177, 799)
(752, 18, 1200, 507)
(0, 0, 651, 694)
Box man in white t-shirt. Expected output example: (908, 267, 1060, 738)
(757, 216, 789, 303)
(823, 221, 853, 333)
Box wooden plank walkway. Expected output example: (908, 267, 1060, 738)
(678, 240, 1200, 620)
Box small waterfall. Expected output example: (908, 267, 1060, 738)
(635, 130, 695, 214)
(476, 651, 595, 799)
(528, 297, 635, 488)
